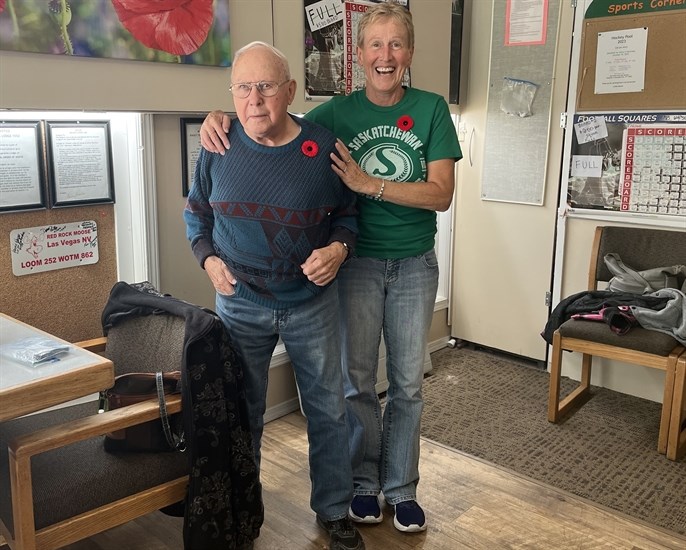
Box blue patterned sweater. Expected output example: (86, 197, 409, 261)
(184, 115, 357, 308)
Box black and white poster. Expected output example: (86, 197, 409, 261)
(568, 112, 686, 216)
(304, 0, 409, 100)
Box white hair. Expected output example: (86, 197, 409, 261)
(232, 41, 291, 80)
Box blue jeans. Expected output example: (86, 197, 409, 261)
(215, 283, 353, 521)
(338, 251, 439, 505)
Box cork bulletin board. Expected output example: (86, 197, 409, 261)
(577, 11, 686, 111)
(0, 205, 117, 342)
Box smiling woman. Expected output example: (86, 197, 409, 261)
(0, 0, 230, 65)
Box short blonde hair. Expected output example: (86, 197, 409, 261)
(356, 2, 414, 50)
(232, 41, 291, 81)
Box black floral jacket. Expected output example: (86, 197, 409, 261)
(102, 281, 263, 549)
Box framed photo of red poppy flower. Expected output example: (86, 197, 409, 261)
(181, 118, 204, 197)
(46, 121, 115, 208)
(0, 121, 48, 213)
(0, 0, 231, 66)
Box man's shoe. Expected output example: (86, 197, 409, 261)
(349, 495, 383, 523)
(393, 500, 427, 532)
(316, 515, 366, 550)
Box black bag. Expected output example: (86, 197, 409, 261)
(102, 371, 185, 453)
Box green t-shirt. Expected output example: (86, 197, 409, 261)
(306, 87, 462, 259)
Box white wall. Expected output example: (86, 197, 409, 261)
(451, 0, 572, 362)
(452, 0, 685, 404)
(0, 0, 272, 112)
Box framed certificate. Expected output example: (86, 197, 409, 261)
(0, 121, 47, 212)
(46, 121, 115, 207)
(181, 117, 204, 197)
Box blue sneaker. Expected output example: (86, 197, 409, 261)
(393, 500, 427, 532)
(348, 495, 383, 523)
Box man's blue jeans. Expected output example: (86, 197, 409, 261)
(338, 251, 439, 505)
(215, 282, 353, 521)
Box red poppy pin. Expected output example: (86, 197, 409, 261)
(397, 115, 414, 132)
(302, 140, 319, 158)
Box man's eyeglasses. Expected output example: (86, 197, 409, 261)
(228, 80, 290, 99)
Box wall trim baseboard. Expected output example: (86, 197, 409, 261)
(264, 397, 301, 424)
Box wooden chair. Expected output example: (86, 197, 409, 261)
(547, 225, 686, 457)
(0, 314, 189, 550)
(667, 352, 686, 460)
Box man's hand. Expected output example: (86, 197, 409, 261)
(204, 255, 237, 295)
(200, 110, 231, 154)
(301, 242, 348, 286)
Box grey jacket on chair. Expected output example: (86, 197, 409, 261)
(631, 288, 686, 346)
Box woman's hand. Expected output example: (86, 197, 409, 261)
(331, 139, 380, 196)
(200, 111, 232, 154)
(332, 140, 456, 211)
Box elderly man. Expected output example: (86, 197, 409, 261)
(183, 42, 363, 550)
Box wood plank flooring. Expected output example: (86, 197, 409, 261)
(5, 411, 685, 549)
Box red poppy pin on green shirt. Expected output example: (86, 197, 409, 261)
(397, 115, 414, 131)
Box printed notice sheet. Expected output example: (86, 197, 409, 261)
(505, 0, 548, 46)
(49, 124, 111, 203)
(595, 27, 648, 94)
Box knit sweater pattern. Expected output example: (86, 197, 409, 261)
(184, 116, 357, 308)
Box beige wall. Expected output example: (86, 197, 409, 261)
(0, 0, 458, 416)
(451, 1, 685, 403)
(0, 0, 272, 112)
(151, 1, 455, 417)
(0, 0, 686, 410)
(0, 0, 453, 113)
(272, 0, 453, 114)
(5, 0, 679, 408)
(451, 0, 573, 362)
(155, 102, 450, 413)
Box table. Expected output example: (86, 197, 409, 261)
(0, 313, 114, 422)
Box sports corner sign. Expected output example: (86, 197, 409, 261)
(10, 220, 99, 276)
(585, 0, 686, 18)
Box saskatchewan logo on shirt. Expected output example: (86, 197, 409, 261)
(359, 143, 414, 182)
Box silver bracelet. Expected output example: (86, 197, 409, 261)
(373, 179, 385, 201)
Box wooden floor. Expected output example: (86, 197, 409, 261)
(5, 411, 685, 550)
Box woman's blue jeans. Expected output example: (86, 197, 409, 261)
(338, 250, 439, 505)
(215, 282, 353, 521)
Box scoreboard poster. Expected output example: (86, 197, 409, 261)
(567, 112, 686, 217)
(304, 0, 409, 100)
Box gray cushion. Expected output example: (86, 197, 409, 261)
(558, 319, 679, 356)
(105, 315, 186, 375)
